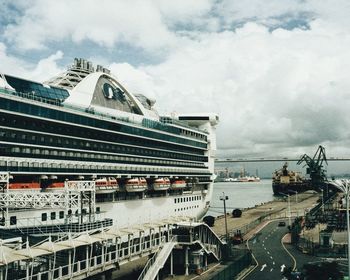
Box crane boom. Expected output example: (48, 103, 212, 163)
(297, 145, 328, 188)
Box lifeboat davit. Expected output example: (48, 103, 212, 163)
(152, 177, 170, 191)
(8, 182, 41, 192)
(95, 177, 119, 194)
(45, 182, 65, 192)
(125, 177, 147, 192)
(170, 179, 187, 190)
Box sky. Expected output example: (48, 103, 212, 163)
(1, 0, 350, 159)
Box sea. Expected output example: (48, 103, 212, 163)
(208, 179, 275, 217)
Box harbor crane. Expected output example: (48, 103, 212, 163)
(297, 145, 328, 188)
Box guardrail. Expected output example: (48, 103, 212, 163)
(17, 235, 166, 280)
(138, 236, 177, 280)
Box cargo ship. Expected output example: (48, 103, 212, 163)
(272, 162, 311, 195)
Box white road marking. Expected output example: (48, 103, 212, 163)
(273, 261, 275, 265)
(270, 256, 273, 259)
(270, 268, 273, 272)
(267, 251, 270, 255)
(281, 264, 286, 272)
(261, 264, 267, 271)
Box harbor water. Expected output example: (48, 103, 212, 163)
(208, 179, 275, 217)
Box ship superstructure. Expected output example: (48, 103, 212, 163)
(272, 162, 309, 195)
(0, 58, 219, 235)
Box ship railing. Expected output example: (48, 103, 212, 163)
(138, 224, 224, 279)
(137, 235, 177, 280)
(0, 87, 62, 106)
(15, 235, 167, 280)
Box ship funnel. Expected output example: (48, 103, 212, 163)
(73, 58, 94, 73)
(96, 65, 111, 74)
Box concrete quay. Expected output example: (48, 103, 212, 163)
(211, 191, 321, 239)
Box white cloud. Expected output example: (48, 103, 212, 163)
(0, 43, 28, 76)
(111, 20, 350, 158)
(29, 51, 64, 81)
(0, 44, 64, 81)
(3, 0, 177, 51)
(109, 62, 156, 99)
(2, 0, 350, 158)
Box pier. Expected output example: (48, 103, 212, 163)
(212, 192, 320, 240)
(0, 217, 224, 280)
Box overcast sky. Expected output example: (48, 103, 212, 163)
(1, 0, 350, 159)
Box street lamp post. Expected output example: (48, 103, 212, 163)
(331, 179, 350, 279)
(220, 192, 229, 242)
(287, 194, 291, 226)
(288, 190, 298, 204)
(280, 192, 291, 226)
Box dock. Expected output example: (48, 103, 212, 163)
(0, 217, 224, 280)
(0, 192, 322, 280)
(212, 191, 320, 239)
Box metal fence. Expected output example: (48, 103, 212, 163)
(227, 209, 302, 239)
(296, 236, 347, 257)
(210, 250, 252, 280)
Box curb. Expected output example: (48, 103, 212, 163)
(236, 220, 277, 280)
(235, 265, 256, 280)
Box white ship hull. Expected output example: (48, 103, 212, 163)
(1, 186, 212, 231)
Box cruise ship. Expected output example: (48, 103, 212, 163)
(0, 58, 219, 235)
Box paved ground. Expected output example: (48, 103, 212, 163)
(212, 191, 320, 238)
(245, 220, 322, 280)
(246, 220, 294, 280)
(111, 192, 321, 279)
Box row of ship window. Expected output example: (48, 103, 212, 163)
(1, 160, 210, 175)
(7, 208, 101, 225)
(2, 85, 207, 143)
(174, 195, 202, 204)
(0, 99, 207, 148)
(174, 205, 200, 212)
(179, 128, 207, 141)
(7, 146, 206, 168)
(5, 75, 70, 100)
(143, 118, 207, 142)
(0, 127, 206, 161)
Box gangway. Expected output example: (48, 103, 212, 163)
(137, 222, 225, 280)
(0, 216, 195, 280)
(138, 236, 177, 280)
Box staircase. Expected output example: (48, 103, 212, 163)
(138, 236, 177, 280)
(138, 223, 225, 280)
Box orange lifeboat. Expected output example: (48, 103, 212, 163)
(95, 177, 119, 193)
(125, 177, 148, 192)
(152, 177, 170, 191)
(170, 179, 187, 190)
(45, 182, 65, 192)
(8, 182, 41, 192)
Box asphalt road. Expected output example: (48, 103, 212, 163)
(245, 220, 320, 280)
